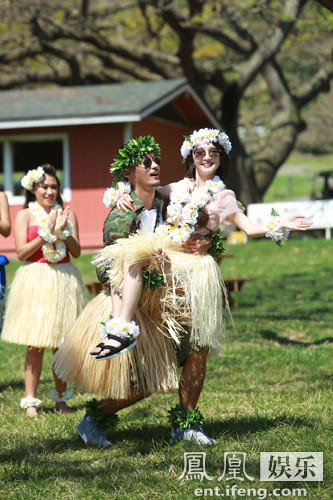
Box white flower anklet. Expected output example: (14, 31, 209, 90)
(50, 389, 72, 403)
(20, 395, 42, 409)
(99, 316, 140, 341)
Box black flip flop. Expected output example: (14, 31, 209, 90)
(90, 342, 105, 357)
(95, 334, 137, 361)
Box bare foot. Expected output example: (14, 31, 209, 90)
(26, 406, 38, 417)
(98, 339, 121, 358)
(55, 402, 68, 414)
(90, 342, 106, 355)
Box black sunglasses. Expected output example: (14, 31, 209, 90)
(142, 155, 161, 168)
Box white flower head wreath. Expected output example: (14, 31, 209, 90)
(180, 128, 232, 161)
(21, 167, 45, 191)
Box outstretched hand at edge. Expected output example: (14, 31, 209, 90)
(279, 215, 313, 231)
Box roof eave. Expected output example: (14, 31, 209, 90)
(0, 113, 141, 130)
(140, 81, 220, 129)
(0, 79, 220, 130)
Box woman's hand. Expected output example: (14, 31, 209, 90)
(47, 211, 57, 233)
(279, 215, 313, 231)
(57, 206, 71, 231)
(206, 210, 220, 231)
(117, 194, 134, 212)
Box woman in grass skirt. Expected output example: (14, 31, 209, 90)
(1, 164, 87, 415)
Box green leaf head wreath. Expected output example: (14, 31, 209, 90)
(110, 135, 161, 182)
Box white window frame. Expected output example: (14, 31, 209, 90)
(0, 132, 71, 205)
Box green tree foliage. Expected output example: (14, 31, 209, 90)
(0, 0, 332, 203)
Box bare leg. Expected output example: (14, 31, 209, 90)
(101, 389, 149, 416)
(118, 262, 143, 321)
(98, 262, 143, 357)
(24, 347, 44, 416)
(178, 348, 208, 410)
(111, 288, 122, 317)
(170, 348, 217, 444)
(90, 287, 122, 355)
(52, 348, 68, 413)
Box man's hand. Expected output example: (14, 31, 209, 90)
(182, 235, 212, 255)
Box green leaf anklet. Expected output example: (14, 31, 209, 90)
(167, 404, 204, 429)
(85, 398, 119, 429)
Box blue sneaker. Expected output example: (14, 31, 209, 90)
(170, 426, 217, 445)
(76, 414, 112, 447)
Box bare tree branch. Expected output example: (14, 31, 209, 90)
(295, 61, 333, 108)
(237, 0, 307, 94)
(315, 0, 333, 12)
(252, 61, 305, 197)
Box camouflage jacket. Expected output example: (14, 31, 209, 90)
(98, 190, 167, 283)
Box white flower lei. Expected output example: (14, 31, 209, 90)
(156, 176, 225, 243)
(103, 182, 132, 208)
(29, 201, 73, 263)
(180, 128, 232, 160)
(21, 167, 45, 191)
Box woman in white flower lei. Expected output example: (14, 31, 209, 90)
(1, 164, 87, 415)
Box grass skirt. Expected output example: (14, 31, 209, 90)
(94, 232, 227, 356)
(53, 232, 226, 399)
(52, 289, 179, 399)
(1, 261, 88, 349)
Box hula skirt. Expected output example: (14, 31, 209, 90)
(1, 261, 88, 349)
(53, 232, 227, 399)
(52, 289, 180, 399)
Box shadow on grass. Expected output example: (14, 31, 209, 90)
(0, 376, 74, 395)
(260, 329, 333, 346)
(0, 413, 313, 465)
(40, 403, 87, 414)
(0, 379, 25, 392)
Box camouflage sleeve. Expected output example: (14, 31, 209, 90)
(103, 208, 136, 246)
(97, 208, 137, 283)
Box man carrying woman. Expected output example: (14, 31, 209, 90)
(53, 131, 311, 445)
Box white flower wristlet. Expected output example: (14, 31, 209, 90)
(103, 182, 132, 208)
(265, 209, 290, 245)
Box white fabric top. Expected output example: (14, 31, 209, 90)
(205, 189, 243, 225)
(140, 208, 157, 233)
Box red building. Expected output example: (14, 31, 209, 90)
(0, 79, 219, 255)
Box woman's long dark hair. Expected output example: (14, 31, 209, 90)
(185, 142, 230, 181)
(23, 164, 63, 208)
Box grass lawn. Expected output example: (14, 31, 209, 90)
(263, 153, 332, 202)
(0, 239, 332, 499)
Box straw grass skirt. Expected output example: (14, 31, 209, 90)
(94, 231, 228, 355)
(53, 232, 227, 399)
(52, 289, 180, 399)
(1, 261, 88, 349)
